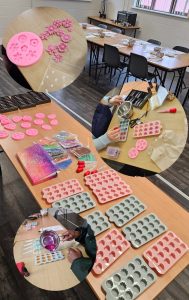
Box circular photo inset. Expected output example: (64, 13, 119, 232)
(2, 6, 87, 92)
(91, 81, 188, 177)
(14, 208, 97, 291)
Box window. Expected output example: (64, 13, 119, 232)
(135, 0, 189, 16)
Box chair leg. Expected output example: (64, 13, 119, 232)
(116, 70, 122, 87)
(110, 68, 113, 82)
(182, 89, 189, 107)
(169, 72, 176, 91)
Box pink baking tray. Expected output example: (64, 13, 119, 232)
(133, 120, 162, 138)
(6, 32, 43, 67)
(85, 169, 132, 204)
(143, 231, 189, 275)
(93, 228, 130, 275)
(42, 179, 84, 203)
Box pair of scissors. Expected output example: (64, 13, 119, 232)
(129, 111, 147, 128)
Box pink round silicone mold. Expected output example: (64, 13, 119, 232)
(42, 124, 52, 130)
(4, 123, 16, 131)
(128, 147, 139, 159)
(0, 130, 9, 139)
(26, 128, 39, 136)
(35, 113, 45, 119)
(11, 132, 25, 141)
(7, 32, 43, 67)
(12, 116, 22, 123)
(21, 122, 31, 129)
(50, 119, 58, 126)
(136, 139, 148, 151)
(33, 119, 44, 125)
(1, 118, 11, 125)
(22, 115, 32, 122)
(47, 114, 56, 120)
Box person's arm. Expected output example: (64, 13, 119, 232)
(71, 257, 93, 282)
(93, 132, 112, 151)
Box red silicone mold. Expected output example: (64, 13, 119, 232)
(92, 229, 130, 275)
(85, 169, 132, 204)
(6, 32, 43, 67)
(133, 120, 162, 138)
(42, 179, 84, 203)
(143, 231, 189, 275)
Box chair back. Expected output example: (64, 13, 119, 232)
(173, 46, 189, 53)
(111, 28, 122, 34)
(103, 44, 120, 68)
(128, 53, 149, 79)
(98, 24, 108, 29)
(147, 39, 161, 46)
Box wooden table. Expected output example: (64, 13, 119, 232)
(84, 25, 189, 96)
(0, 97, 189, 299)
(99, 81, 188, 173)
(14, 214, 87, 290)
(88, 16, 140, 37)
(3, 7, 87, 93)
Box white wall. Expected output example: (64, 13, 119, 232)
(0, 0, 100, 37)
(107, 0, 189, 48)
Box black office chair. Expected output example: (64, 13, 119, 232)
(97, 44, 128, 86)
(111, 28, 122, 34)
(169, 46, 189, 91)
(98, 24, 108, 29)
(124, 53, 157, 83)
(147, 39, 161, 46)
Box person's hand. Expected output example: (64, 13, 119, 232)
(107, 127, 120, 141)
(109, 95, 123, 106)
(68, 248, 83, 263)
(62, 230, 80, 242)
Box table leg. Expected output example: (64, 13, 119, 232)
(95, 46, 100, 80)
(161, 70, 167, 87)
(89, 43, 93, 77)
(175, 67, 186, 97)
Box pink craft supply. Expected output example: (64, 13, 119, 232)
(35, 113, 45, 119)
(22, 115, 32, 122)
(133, 120, 162, 138)
(0, 130, 9, 139)
(6, 32, 44, 67)
(0, 114, 8, 121)
(12, 116, 23, 123)
(42, 179, 84, 203)
(4, 123, 16, 131)
(136, 139, 148, 151)
(1, 118, 12, 125)
(26, 128, 38, 136)
(47, 114, 56, 120)
(33, 119, 44, 125)
(42, 124, 52, 130)
(21, 122, 31, 129)
(128, 147, 139, 159)
(50, 119, 58, 126)
(143, 231, 189, 275)
(12, 132, 25, 141)
(92, 229, 130, 275)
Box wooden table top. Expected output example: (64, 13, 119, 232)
(84, 25, 189, 71)
(0, 98, 189, 299)
(3, 7, 87, 92)
(88, 16, 140, 30)
(99, 81, 188, 173)
(14, 214, 87, 290)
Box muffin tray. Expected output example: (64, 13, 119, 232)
(92, 229, 130, 275)
(85, 210, 111, 236)
(0, 96, 18, 113)
(122, 213, 167, 248)
(106, 195, 147, 227)
(143, 231, 189, 275)
(119, 119, 130, 141)
(34, 251, 64, 265)
(102, 256, 157, 300)
(42, 179, 84, 203)
(85, 169, 132, 204)
(133, 120, 162, 138)
(52, 192, 96, 213)
(7, 31, 43, 67)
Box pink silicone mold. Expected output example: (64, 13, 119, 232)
(85, 169, 132, 204)
(133, 120, 162, 138)
(21, 122, 31, 129)
(26, 128, 38, 136)
(128, 147, 139, 159)
(42, 179, 84, 203)
(11, 132, 25, 141)
(4, 123, 16, 131)
(136, 139, 148, 151)
(93, 229, 130, 275)
(22, 115, 32, 122)
(12, 116, 22, 123)
(143, 231, 189, 275)
(0, 130, 9, 139)
(6, 32, 43, 67)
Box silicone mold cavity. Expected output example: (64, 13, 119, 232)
(42, 179, 84, 203)
(93, 229, 130, 275)
(122, 213, 167, 248)
(85, 210, 111, 236)
(143, 231, 189, 274)
(102, 256, 157, 300)
(106, 195, 147, 227)
(7, 32, 43, 67)
(133, 120, 162, 138)
(52, 192, 96, 213)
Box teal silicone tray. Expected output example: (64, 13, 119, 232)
(84, 210, 111, 236)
